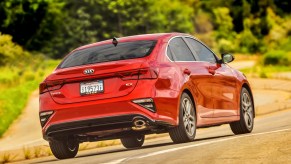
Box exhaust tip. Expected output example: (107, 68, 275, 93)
(132, 118, 147, 131)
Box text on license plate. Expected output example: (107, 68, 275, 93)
(80, 80, 104, 95)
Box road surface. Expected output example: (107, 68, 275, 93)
(19, 108, 291, 164)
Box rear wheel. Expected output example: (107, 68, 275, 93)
(49, 136, 79, 159)
(120, 135, 145, 149)
(230, 87, 254, 134)
(169, 93, 196, 143)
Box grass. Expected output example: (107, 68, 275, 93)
(0, 59, 60, 137)
(33, 146, 42, 158)
(23, 147, 32, 159)
(240, 65, 291, 78)
(0, 152, 17, 163)
(233, 53, 259, 61)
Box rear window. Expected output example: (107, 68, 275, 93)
(59, 40, 157, 68)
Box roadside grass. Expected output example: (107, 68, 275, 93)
(23, 147, 32, 159)
(0, 152, 17, 163)
(240, 65, 291, 79)
(0, 59, 60, 137)
(233, 53, 259, 61)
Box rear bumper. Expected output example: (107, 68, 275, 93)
(40, 80, 180, 140)
(44, 114, 157, 140)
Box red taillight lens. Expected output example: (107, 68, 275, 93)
(119, 68, 158, 80)
(39, 80, 64, 94)
(139, 68, 158, 79)
(39, 82, 48, 94)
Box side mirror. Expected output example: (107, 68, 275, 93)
(221, 53, 234, 64)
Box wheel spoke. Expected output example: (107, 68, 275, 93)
(189, 126, 194, 135)
(188, 115, 194, 121)
(186, 102, 191, 115)
(183, 115, 188, 126)
(189, 120, 194, 126)
(244, 112, 249, 125)
(246, 112, 252, 125)
(242, 94, 246, 104)
(242, 101, 249, 108)
(182, 101, 187, 115)
(186, 122, 191, 133)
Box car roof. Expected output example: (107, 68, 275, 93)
(75, 33, 190, 51)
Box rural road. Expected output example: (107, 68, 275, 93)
(18, 109, 291, 164)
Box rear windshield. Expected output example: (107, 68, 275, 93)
(59, 40, 157, 68)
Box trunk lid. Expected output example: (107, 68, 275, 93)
(46, 58, 145, 104)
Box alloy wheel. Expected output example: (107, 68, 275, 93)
(241, 92, 254, 129)
(182, 98, 195, 136)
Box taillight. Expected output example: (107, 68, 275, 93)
(139, 68, 158, 79)
(39, 80, 64, 94)
(39, 82, 48, 94)
(119, 68, 158, 80)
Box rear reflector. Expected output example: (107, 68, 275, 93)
(132, 98, 156, 112)
(39, 111, 54, 127)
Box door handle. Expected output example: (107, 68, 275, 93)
(208, 66, 216, 75)
(183, 69, 191, 75)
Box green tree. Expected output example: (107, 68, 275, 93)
(0, 0, 64, 52)
(213, 7, 235, 40)
(0, 33, 29, 66)
(45, 0, 195, 58)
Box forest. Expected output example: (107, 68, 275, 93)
(0, 0, 290, 61)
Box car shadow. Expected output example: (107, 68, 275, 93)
(33, 134, 234, 163)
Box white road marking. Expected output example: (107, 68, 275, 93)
(103, 158, 127, 164)
(103, 128, 291, 164)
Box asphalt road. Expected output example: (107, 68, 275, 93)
(20, 108, 291, 164)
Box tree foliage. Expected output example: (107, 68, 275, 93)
(0, 0, 291, 59)
(0, 33, 29, 66)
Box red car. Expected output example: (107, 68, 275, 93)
(39, 33, 255, 159)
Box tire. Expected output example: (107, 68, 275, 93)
(49, 136, 79, 159)
(169, 93, 196, 143)
(230, 87, 254, 134)
(120, 135, 145, 149)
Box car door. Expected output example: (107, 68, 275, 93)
(184, 37, 237, 117)
(167, 37, 213, 118)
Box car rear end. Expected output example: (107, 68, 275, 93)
(39, 35, 174, 142)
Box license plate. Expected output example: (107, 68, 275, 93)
(80, 80, 104, 95)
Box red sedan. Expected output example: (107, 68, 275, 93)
(39, 33, 255, 159)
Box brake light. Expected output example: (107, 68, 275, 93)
(39, 80, 64, 94)
(119, 68, 158, 80)
(139, 68, 158, 79)
(39, 82, 48, 94)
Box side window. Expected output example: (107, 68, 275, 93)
(166, 46, 174, 61)
(167, 37, 195, 61)
(185, 38, 216, 63)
